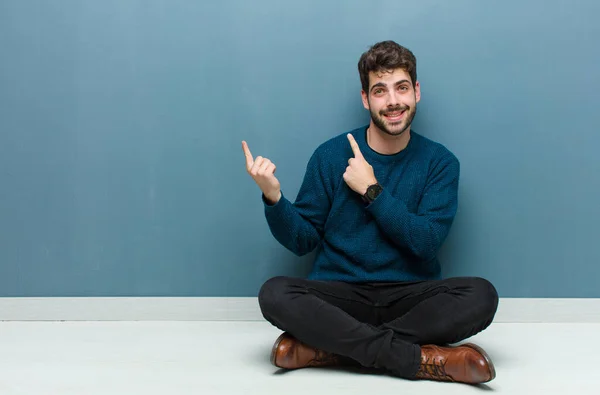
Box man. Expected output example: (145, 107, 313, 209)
(242, 40, 498, 384)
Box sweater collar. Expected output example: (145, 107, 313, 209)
(359, 125, 417, 164)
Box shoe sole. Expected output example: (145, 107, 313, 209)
(461, 343, 496, 382)
(270, 332, 288, 367)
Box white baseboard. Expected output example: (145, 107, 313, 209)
(0, 297, 262, 322)
(0, 297, 598, 323)
(495, 298, 600, 323)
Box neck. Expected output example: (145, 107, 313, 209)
(367, 123, 412, 155)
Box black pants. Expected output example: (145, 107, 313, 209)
(258, 276, 499, 378)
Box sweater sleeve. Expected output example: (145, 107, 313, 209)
(262, 149, 332, 256)
(366, 154, 459, 261)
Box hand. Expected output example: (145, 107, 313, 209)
(343, 134, 377, 195)
(242, 140, 281, 204)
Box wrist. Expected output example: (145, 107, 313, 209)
(264, 190, 282, 205)
(362, 182, 383, 204)
(360, 179, 378, 196)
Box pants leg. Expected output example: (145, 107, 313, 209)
(258, 276, 421, 378)
(376, 277, 499, 346)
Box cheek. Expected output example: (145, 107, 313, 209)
(368, 99, 385, 113)
(402, 97, 416, 109)
(411, 93, 419, 106)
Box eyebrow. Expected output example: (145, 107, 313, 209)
(370, 79, 411, 92)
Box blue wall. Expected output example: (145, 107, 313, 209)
(1, 0, 598, 297)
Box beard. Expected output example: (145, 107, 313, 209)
(370, 103, 417, 137)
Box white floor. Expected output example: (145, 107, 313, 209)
(0, 321, 597, 395)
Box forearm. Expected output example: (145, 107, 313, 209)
(263, 192, 322, 256)
(366, 188, 455, 261)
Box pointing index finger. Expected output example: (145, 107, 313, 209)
(242, 140, 254, 169)
(347, 133, 363, 159)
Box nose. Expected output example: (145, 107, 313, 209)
(386, 90, 400, 107)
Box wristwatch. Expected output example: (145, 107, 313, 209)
(362, 183, 383, 204)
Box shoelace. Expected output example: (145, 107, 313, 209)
(418, 356, 453, 381)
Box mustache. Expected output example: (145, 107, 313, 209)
(380, 106, 408, 115)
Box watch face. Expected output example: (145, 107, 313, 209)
(367, 184, 382, 199)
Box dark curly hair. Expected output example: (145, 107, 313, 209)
(358, 41, 417, 92)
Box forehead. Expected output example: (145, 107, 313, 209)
(368, 68, 412, 88)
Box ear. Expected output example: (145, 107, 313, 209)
(361, 90, 370, 110)
(414, 81, 421, 103)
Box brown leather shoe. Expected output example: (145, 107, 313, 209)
(415, 343, 496, 384)
(270, 332, 340, 369)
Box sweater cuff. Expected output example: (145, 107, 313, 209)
(262, 192, 280, 207)
(263, 191, 290, 217)
(365, 188, 410, 227)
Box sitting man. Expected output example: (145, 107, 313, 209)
(242, 40, 498, 384)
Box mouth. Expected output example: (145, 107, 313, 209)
(382, 109, 406, 122)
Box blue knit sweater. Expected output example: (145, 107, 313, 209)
(263, 126, 460, 282)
